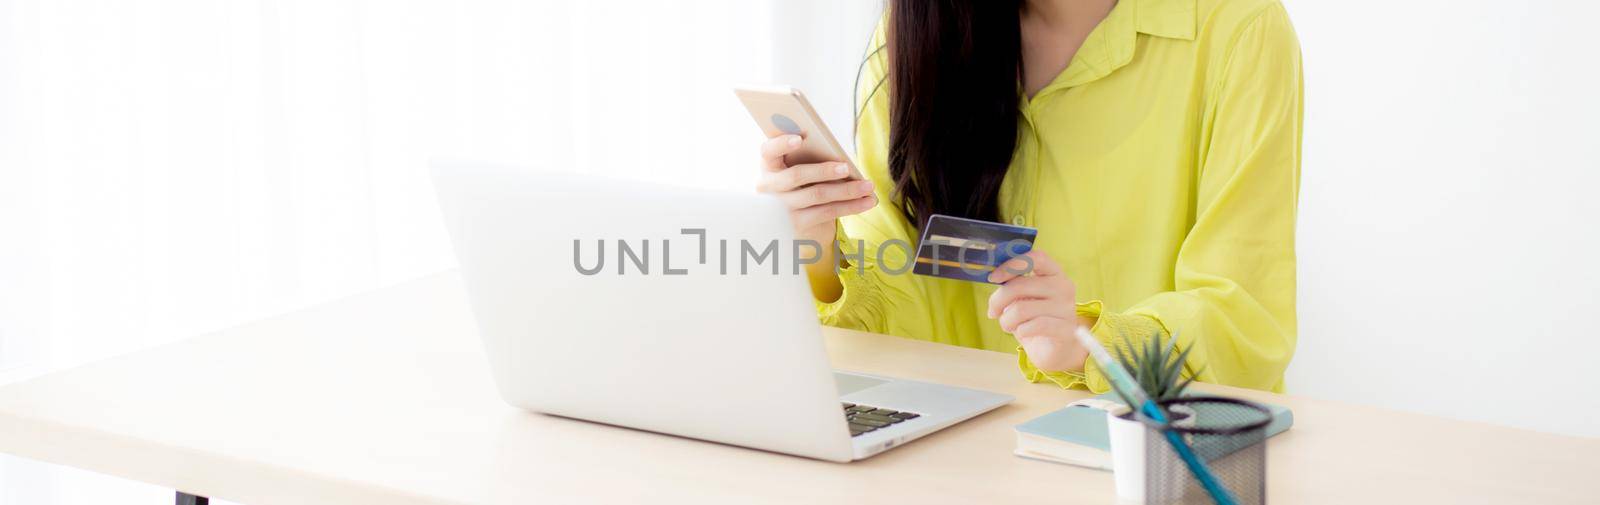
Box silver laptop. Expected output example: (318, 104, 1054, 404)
(431, 161, 1013, 462)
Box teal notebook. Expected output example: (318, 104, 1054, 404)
(1013, 393, 1294, 470)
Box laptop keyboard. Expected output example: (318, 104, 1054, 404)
(842, 403, 922, 437)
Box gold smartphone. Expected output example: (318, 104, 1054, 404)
(733, 85, 863, 180)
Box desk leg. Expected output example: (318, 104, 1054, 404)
(176, 491, 209, 505)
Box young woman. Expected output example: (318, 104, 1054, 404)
(756, 0, 1301, 393)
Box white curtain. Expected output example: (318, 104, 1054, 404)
(0, 0, 780, 378)
(0, 0, 878, 503)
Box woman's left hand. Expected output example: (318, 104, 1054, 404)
(986, 250, 1090, 372)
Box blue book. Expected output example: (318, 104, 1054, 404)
(1014, 394, 1294, 470)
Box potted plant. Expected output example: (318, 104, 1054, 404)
(1104, 333, 1200, 502)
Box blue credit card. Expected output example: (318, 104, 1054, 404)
(912, 214, 1038, 283)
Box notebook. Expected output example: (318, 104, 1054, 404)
(1014, 393, 1294, 470)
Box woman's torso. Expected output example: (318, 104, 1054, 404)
(844, 0, 1292, 353)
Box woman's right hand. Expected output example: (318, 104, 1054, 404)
(755, 134, 878, 250)
(756, 134, 877, 302)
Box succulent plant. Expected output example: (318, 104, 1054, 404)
(1109, 332, 1200, 408)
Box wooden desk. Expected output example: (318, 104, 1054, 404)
(1, 272, 1595, 504)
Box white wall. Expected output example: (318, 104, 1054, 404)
(0, 0, 781, 379)
(1288, 1, 1600, 437)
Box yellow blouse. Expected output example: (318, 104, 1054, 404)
(822, 0, 1302, 393)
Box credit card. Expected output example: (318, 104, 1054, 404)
(912, 214, 1038, 283)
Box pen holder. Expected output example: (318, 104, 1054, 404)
(1115, 397, 1273, 505)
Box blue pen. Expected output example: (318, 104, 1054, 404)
(1073, 327, 1237, 505)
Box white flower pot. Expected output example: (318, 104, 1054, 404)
(1108, 405, 1194, 503)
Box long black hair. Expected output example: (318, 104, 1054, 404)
(887, 0, 1023, 226)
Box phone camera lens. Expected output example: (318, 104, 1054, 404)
(770, 113, 803, 135)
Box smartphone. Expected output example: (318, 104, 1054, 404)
(733, 85, 863, 179)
